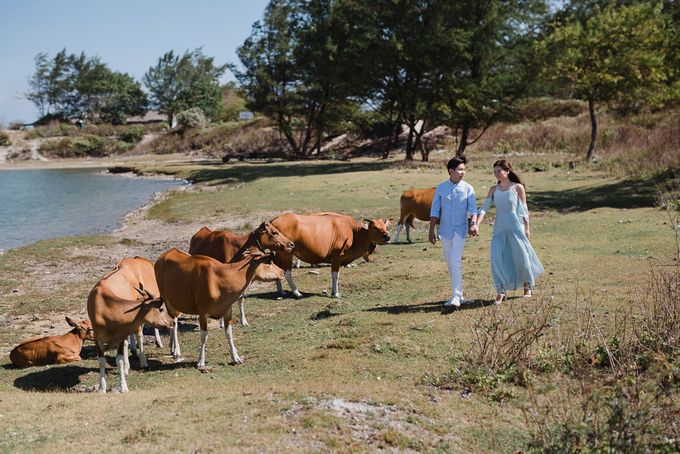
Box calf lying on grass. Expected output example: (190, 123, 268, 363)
(9, 317, 94, 367)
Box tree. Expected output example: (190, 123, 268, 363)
(441, 0, 548, 156)
(144, 48, 227, 126)
(25, 49, 147, 123)
(237, 0, 363, 158)
(538, 2, 670, 161)
(354, 0, 465, 161)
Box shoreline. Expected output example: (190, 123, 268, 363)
(0, 165, 189, 254)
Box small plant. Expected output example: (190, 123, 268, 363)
(176, 107, 207, 131)
(119, 126, 146, 143)
(0, 131, 11, 146)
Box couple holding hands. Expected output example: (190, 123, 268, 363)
(429, 157, 544, 307)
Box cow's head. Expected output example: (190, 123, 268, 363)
(361, 218, 392, 244)
(134, 286, 176, 330)
(66, 317, 95, 341)
(255, 221, 295, 253)
(244, 249, 286, 282)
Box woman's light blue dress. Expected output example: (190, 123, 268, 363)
(479, 185, 544, 294)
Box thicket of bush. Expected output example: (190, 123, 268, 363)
(0, 131, 11, 146)
(423, 191, 680, 451)
(38, 135, 133, 158)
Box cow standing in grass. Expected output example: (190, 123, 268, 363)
(271, 213, 391, 298)
(394, 188, 435, 243)
(88, 264, 176, 393)
(155, 247, 284, 369)
(188, 221, 295, 328)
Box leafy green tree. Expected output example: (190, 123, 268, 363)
(144, 48, 227, 126)
(441, 0, 548, 156)
(538, 2, 670, 160)
(26, 49, 147, 123)
(352, 0, 465, 160)
(237, 0, 355, 158)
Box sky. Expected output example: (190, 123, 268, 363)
(0, 0, 270, 125)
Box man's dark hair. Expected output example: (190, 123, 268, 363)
(447, 156, 467, 170)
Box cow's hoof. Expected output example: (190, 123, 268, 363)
(332, 293, 340, 298)
(198, 366, 213, 373)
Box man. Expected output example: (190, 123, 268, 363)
(429, 156, 478, 307)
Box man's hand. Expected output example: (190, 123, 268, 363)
(429, 229, 437, 245)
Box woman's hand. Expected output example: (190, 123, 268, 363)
(525, 226, 531, 239)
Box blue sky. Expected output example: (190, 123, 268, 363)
(0, 0, 270, 125)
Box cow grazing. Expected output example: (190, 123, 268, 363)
(271, 212, 391, 298)
(155, 247, 284, 369)
(395, 188, 435, 243)
(88, 263, 175, 393)
(188, 221, 295, 327)
(9, 317, 94, 367)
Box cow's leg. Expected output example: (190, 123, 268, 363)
(406, 215, 413, 243)
(224, 306, 244, 364)
(394, 223, 403, 243)
(136, 327, 149, 369)
(128, 333, 139, 358)
(122, 338, 130, 375)
(238, 294, 248, 327)
(170, 316, 182, 361)
(96, 343, 107, 394)
(117, 342, 129, 393)
(197, 315, 209, 370)
(284, 270, 303, 298)
(153, 328, 163, 348)
(294, 258, 301, 268)
(331, 263, 341, 298)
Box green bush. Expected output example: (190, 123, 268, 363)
(0, 131, 11, 146)
(119, 126, 146, 143)
(176, 108, 207, 130)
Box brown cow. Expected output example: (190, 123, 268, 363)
(88, 261, 175, 393)
(117, 257, 165, 358)
(395, 188, 435, 243)
(271, 213, 391, 298)
(9, 317, 94, 367)
(155, 247, 284, 369)
(188, 221, 295, 327)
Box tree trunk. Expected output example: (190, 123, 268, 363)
(586, 97, 597, 161)
(405, 125, 415, 161)
(456, 122, 470, 157)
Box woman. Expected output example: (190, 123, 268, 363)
(476, 159, 544, 304)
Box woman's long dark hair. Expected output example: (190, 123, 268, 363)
(493, 159, 524, 187)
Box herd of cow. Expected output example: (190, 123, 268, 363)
(8, 189, 436, 393)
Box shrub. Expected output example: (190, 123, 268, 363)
(119, 126, 146, 144)
(176, 108, 207, 130)
(0, 131, 11, 146)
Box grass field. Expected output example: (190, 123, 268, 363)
(0, 151, 676, 452)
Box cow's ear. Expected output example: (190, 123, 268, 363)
(385, 218, 395, 227)
(65, 316, 76, 327)
(361, 220, 370, 230)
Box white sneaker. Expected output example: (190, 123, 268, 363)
(444, 297, 461, 308)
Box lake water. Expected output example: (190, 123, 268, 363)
(0, 168, 184, 252)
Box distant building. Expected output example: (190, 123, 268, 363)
(238, 111, 254, 121)
(126, 110, 166, 125)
